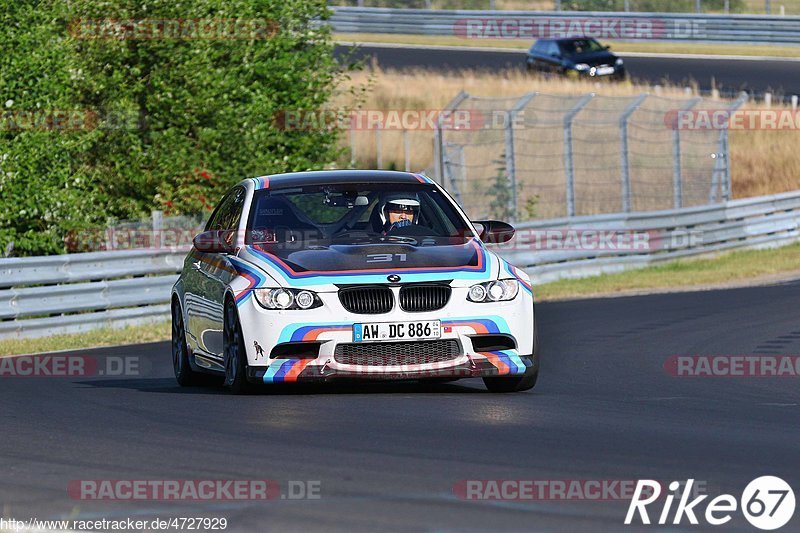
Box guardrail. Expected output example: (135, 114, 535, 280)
(496, 189, 800, 282)
(329, 7, 800, 44)
(2, 189, 800, 339)
(0, 250, 184, 339)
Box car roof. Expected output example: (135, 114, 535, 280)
(535, 37, 599, 43)
(556, 37, 599, 43)
(249, 170, 429, 189)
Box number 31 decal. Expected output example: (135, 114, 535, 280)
(366, 253, 408, 263)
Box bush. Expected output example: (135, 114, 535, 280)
(0, 0, 356, 256)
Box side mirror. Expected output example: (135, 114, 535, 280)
(605, 45, 611, 50)
(193, 230, 235, 254)
(473, 220, 515, 244)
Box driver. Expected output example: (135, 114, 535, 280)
(380, 194, 420, 235)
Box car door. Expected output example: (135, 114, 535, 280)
(184, 186, 246, 361)
(527, 40, 549, 72)
(543, 41, 563, 73)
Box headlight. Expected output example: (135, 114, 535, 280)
(574, 63, 590, 71)
(468, 284, 487, 302)
(254, 288, 322, 310)
(467, 279, 519, 303)
(615, 58, 624, 66)
(295, 290, 315, 309)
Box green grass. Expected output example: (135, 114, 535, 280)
(535, 242, 800, 301)
(336, 33, 800, 58)
(0, 320, 170, 357)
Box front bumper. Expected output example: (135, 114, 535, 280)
(246, 353, 536, 383)
(574, 65, 625, 79)
(236, 285, 536, 384)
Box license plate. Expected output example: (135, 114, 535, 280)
(353, 320, 441, 343)
(595, 66, 615, 76)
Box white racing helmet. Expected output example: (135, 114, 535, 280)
(379, 193, 421, 226)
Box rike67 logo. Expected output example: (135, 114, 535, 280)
(626, 477, 795, 530)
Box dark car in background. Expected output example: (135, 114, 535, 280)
(526, 37, 626, 80)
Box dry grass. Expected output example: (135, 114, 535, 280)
(335, 65, 685, 176)
(335, 67, 800, 211)
(729, 105, 800, 198)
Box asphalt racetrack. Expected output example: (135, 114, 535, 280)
(336, 44, 800, 97)
(2, 281, 800, 531)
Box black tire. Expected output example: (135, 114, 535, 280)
(223, 297, 256, 394)
(172, 299, 199, 386)
(483, 312, 539, 393)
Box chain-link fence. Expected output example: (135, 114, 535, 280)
(433, 91, 747, 220)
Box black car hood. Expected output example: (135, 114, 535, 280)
(251, 238, 483, 274)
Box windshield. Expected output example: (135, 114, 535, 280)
(559, 39, 604, 57)
(245, 182, 475, 245)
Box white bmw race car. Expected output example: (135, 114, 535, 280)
(171, 170, 539, 393)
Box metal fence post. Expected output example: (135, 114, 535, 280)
(152, 210, 163, 250)
(349, 127, 356, 167)
(375, 125, 382, 170)
(433, 127, 442, 183)
(457, 145, 466, 203)
(442, 143, 464, 205)
(436, 90, 469, 191)
(504, 93, 536, 222)
(720, 92, 748, 202)
(403, 129, 410, 172)
(563, 94, 594, 217)
(672, 97, 701, 209)
(619, 94, 648, 213)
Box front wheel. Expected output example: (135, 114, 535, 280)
(223, 298, 256, 394)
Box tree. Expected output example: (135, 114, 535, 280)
(0, 0, 357, 255)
